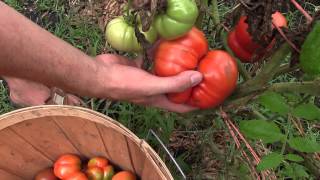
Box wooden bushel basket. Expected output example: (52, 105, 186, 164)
(0, 105, 173, 180)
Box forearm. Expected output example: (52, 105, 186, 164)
(0, 2, 105, 97)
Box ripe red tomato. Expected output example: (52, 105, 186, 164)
(112, 171, 136, 180)
(154, 28, 238, 109)
(188, 50, 238, 108)
(65, 172, 88, 180)
(35, 168, 58, 180)
(228, 11, 287, 63)
(227, 30, 252, 61)
(154, 27, 208, 76)
(88, 157, 109, 169)
(54, 154, 82, 179)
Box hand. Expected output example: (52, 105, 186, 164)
(95, 54, 203, 113)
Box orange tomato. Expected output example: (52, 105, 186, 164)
(35, 168, 58, 180)
(53, 154, 81, 179)
(65, 172, 88, 180)
(112, 171, 136, 180)
(88, 157, 109, 169)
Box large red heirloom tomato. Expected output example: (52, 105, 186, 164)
(154, 28, 238, 109)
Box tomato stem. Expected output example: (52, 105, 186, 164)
(273, 22, 301, 53)
(195, 0, 208, 28)
(235, 44, 291, 97)
(268, 80, 320, 96)
(211, 0, 220, 26)
(290, 0, 313, 23)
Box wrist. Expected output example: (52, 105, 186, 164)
(90, 60, 114, 99)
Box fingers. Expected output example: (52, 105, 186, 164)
(132, 95, 198, 113)
(103, 63, 203, 100)
(150, 71, 203, 95)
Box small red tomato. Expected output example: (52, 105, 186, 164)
(112, 171, 136, 180)
(86, 167, 104, 180)
(35, 168, 58, 180)
(227, 30, 252, 61)
(229, 11, 287, 63)
(102, 165, 114, 180)
(65, 172, 88, 180)
(272, 11, 288, 28)
(54, 154, 81, 179)
(88, 157, 109, 169)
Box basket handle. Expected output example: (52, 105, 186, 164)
(146, 129, 187, 180)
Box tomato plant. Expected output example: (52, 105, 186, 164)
(105, 16, 157, 52)
(54, 154, 82, 179)
(155, 0, 199, 40)
(228, 11, 287, 63)
(154, 28, 238, 109)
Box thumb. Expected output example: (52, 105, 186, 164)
(157, 71, 203, 93)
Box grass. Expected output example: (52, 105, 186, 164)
(0, 81, 13, 114)
(2, 0, 320, 179)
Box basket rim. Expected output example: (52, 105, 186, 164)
(0, 105, 174, 180)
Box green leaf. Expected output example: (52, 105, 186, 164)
(292, 164, 309, 178)
(283, 163, 309, 178)
(300, 21, 320, 75)
(239, 120, 285, 143)
(284, 154, 304, 162)
(259, 91, 290, 116)
(257, 152, 284, 171)
(288, 137, 320, 153)
(292, 103, 320, 121)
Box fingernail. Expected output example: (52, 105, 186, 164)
(190, 73, 202, 86)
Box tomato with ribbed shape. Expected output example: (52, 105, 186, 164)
(154, 27, 238, 109)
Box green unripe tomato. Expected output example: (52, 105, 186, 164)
(155, 0, 198, 40)
(105, 16, 158, 52)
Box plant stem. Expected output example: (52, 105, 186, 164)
(290, 0, 313, 23)
(195, 0, 208, 28)
(127, 0, 132, 17)
(274, 63, 299, 77)
(281, 114, 292, 155)
(252, 108, 267, 120)
(269, 80, 320, 96)
(211, 0, 220, 26)
(235, 44, 291, 97)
